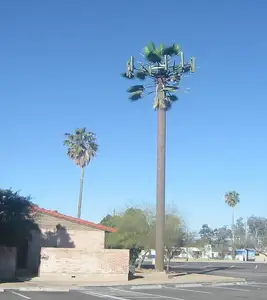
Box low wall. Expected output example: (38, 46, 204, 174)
(0, 247, 16, 280)
(39, 248, 129, 281)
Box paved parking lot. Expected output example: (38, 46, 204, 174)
(78, 283, 267, 300)
(2, 282, 267, 300)
(170, 261, 267, 282)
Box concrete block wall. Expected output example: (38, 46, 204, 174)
(39, 248, 129, 281)
(0, 247, 16, 280)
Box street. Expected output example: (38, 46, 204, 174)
(2, 282, 267, 300)
(169, 261, 267, 282)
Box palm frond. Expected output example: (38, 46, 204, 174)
(144, 51, 162, 63)
(162, 86, 179, 92)
(168, 95, 179, 102)
(127, 85, 144, 93)
(161, 44, 181, 56)
(129, 92, 143, 101)
(135, 71, 147, 80)
(146, 42, 156, 52)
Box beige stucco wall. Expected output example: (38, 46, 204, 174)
(0, 247, 16, 280)
(39, 248, 129, 281)
(34, 213, 100, 231)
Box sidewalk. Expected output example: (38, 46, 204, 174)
(0, 273, 246, 291)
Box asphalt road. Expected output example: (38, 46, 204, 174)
(170, 261, 267, 281)
(2, 283, 267, 300)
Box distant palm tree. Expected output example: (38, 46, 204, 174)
(225, 190, 240, 246)
(64, 128, 98, 218)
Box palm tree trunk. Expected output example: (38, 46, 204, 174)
(155, 107, 166, 272)
(232, 210, 235, 246)
(77, 167, 85, 219)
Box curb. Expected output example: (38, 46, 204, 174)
(1, 287, 70, 292)
(175, 281, 249, 288)
(131, 285, 163, 290)
(0, 280, 248, 292)
(129, 280, 247, 289)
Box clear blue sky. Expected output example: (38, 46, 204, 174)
(1, 0, 267, 231)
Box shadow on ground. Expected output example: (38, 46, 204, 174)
(137, 264, 245, 276)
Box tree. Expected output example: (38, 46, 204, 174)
(122, 42, 196, 271)
(164, 213, 189, 271)
(199, 224, 214, 245)
(64, 128, 98, 218)
(212, 226, 232, 257)
(199, 224, 232, 258)
(0, 188, 39, 247)
(100, 205, 191, 269)
(233, 217, 247, 248)
(247, 216, 267, 255)
(225, 190, 240, 246)
(100, 207, 151, 264)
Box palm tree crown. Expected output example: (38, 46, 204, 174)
(122, 42, 196, 110)
(64, 128, 98, 168)
(225, 191, 240, 208)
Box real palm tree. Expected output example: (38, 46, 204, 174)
(122, 42, 196, 271)
(225, 190, 240, 248)
(64, 128, 98, 219)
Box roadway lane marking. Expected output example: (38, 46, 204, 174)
(202, 265, 212, 268)
(255, 264, 258, 269)
(245, 283, 267, 288)
(163, 286, 211, 294)
(109, 287, 184, 300)
(174, 264, 187, 267)
(230, 265, 235, 268)
(244, 284, 262, 288)
(11, 291, 31, 299)
(211, 286, 250, 292)
(124, 297, 161, 299)
(82, 291, 129, 300)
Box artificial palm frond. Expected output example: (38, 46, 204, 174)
(135, 71, 147, 80)
(129, 92, 143, 101)
(127, 85, 144, 93)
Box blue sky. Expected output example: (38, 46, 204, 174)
(1, 0, 267, 231)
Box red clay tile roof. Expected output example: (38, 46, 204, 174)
(32, 206, 116, 233)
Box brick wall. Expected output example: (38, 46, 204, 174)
(39, 248, 129, 281)
(0, 247, 16, 280)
